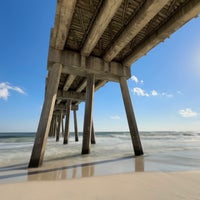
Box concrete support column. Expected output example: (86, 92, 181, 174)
(82, 74, 95, 154)
(63, 100, 71, 144)
(119, 77, 143, 156)
(29, 63, 62, 168)
(52, 115, 57, 137)
(49, 115, 56, 137)
(53, 115, 58, 138)
(49, 116, 54, 137)
(61, 115, 64, 137)
(56, 112, 62, 142)
(73, 110, 79, 142)
(91, 120, 96, 144)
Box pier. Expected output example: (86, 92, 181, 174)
(29, 0, 200, 167)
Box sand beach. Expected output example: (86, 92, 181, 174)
(1, 169, 200, 200)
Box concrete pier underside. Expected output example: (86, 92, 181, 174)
(29, 0, 200, 167)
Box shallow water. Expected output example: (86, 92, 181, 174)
(0, 131, 200, 183)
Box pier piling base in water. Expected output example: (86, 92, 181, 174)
(119, 77, 143, 156)
(29, 63, 62, 168)
(82, 74, 95, 154)
(63, 100, 71, 144)
(73, 109, 79, 142)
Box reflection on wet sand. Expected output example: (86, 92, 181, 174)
(81, 165, 94, 177)
(135, 156, 144, 172)
(27, 155, 144, 181)
(1, 150, 200, 183)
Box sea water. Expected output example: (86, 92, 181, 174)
(1, 131, 200, 183)
(0, 131, 200, 167)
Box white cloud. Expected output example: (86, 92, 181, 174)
(0, 82, 26, 100)
(132, 87, 175, 98)
(131, 75, 138, 83)
(130, 77, 173, 98)
(161, 92, 173, 98)
(0, 88, 9, 100)
(151, 90, 158, 96)
(132, 87, 149, 97)
(179, 108, 198, 118)
(12, 86, 25, 94)
(110, 115, 121, 120)
(131, 75, 144, 84)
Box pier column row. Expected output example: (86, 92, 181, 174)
(49, 108, 80, 142)
(29, 63, 62, 167)
(29, 65, 143, 167)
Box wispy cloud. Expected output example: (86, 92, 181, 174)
(161, 92, 173, 98)
(179, 108, 198, 118)
(177, 91, 182, 95)
(132, 87, 173, 98)
(110, 115, 121, 120)
(0, 82, 26, 100)
(131, 75, 143, 84)
(131, 75, 139, 83)
(151, 90, 158, 96)
(132, 87, 149, 97)
(131, 75, 174, 98)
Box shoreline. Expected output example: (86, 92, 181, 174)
(1, 148, 200, 199)
(1, 149, 200, 184)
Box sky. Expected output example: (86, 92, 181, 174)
(0, 1, 200, 132)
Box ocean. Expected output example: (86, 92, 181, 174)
(0, 131, 200, 182)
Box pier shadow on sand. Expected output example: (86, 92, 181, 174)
(0, 155, 144, 183)
(1, 149, 200, 183)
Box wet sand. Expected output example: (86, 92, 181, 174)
(0, 149, 200, 183)
(1, 171, 200, 200)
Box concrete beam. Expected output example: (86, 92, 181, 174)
(123, 0, 200, 67)
(103, 0, 170, 62)
(51, 0, 77, 50)
(53, 111, 66, 116)
(56, 99, 62, 105)
(95, 80, 107, 91)
(54, 104, 78, 111)
(57, 90, 86, 101)
(63, 75, 76, 91)
(48, 48, 131, 81)
(76, 79, 87, 92)
(81, 0, 123, 56)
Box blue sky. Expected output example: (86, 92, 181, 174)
(0, 1, 200, 132)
